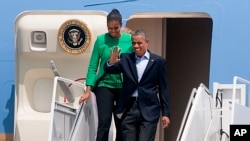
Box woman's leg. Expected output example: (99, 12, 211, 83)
(95, 87, 114, 141)
(113, 88, 122, 141)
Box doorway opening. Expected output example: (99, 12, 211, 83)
(126, 12, 213, 141)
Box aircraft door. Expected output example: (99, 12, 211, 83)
(126, 12, 213, 141)
(14, 10, 108, 141)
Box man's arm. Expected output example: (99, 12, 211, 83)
(159, 58, 170, 117)
(158, 58, 171, 128)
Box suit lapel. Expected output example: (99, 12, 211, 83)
(128, 53, 138, 83)
(140, 53, 156, 82)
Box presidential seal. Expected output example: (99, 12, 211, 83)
(58, 19, 91, 54)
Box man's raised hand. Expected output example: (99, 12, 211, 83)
(109, 46, 121, 65)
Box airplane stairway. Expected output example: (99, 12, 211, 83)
(47, 74, 118, 141)
(177, 76, 250, 141)
(47, 76, 98, 141)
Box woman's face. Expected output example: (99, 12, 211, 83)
(107, 20, 121, 38)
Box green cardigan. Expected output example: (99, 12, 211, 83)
(86, 32, 133, 90)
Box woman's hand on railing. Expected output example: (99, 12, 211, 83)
(79, 86, 91, 104)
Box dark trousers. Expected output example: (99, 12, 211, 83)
(121, 99, 158, 141)
(94, 87, 122, 141)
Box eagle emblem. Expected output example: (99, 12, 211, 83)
(68, 29, 83, 46)
(58, 19, 91, 54)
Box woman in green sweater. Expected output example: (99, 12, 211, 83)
(79, 9, 133, 141)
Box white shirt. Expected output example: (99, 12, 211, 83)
(132, 51, 150, 97)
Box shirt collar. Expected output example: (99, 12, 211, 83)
(135, 50, 150, 60)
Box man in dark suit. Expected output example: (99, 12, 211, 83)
(105, 29, 170, 141)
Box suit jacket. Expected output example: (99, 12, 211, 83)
(105, 51, 170, 122)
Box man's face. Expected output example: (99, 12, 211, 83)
(132, 35, 149, 57)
